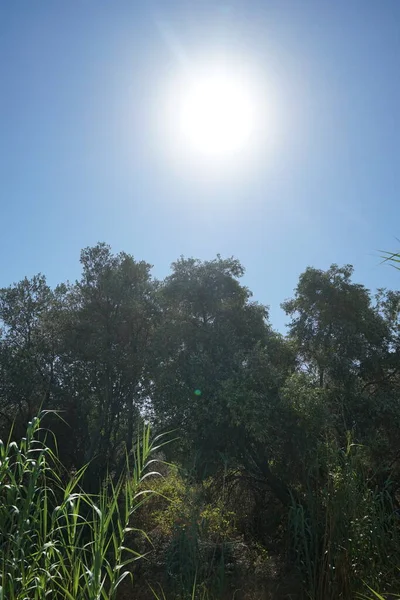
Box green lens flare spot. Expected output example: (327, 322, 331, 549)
(194, 389, 202, 396)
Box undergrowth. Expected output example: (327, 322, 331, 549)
(0, 411, 165, 600)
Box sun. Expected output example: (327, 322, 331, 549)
(159, 58, 266, 169)
(177, 70, 257, 159)
(157, 56, 278, 177)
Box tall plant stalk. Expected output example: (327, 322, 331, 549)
(0, 411, 165, 600)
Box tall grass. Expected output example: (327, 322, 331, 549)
(289, 436, 400, 600)
(0, 411, 165, 600)
(380, 250, 400, 270)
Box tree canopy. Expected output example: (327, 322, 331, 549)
(1, 243, 399, 599)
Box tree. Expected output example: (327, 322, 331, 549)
(281, 264, 389, 391)
(55, 243, 157, 488)
(0, 274, 57, 437)
(282, 262, 400, 501)
(148, 255, 271, 475)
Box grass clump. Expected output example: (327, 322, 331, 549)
(0, 411, 163, 600)
(289, 436, 400, 600)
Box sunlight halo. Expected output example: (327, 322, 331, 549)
(177, 69, 257, 159)
(158, 56, 277, 176)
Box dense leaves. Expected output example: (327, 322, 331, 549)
(0, 243, 399, 599)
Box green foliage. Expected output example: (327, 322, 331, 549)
(0, 411, 161, 600)
(148, 255, 270, 475)
(358, 588, 400, 600)
(282, 264, 389, 390)
(145, 467, 236, 543)
(139, 466, 238, 599)
(289, 437, 400, 600)
(1, 244, 400, 599)
(0, 275, 56, 438)
(142, 465, 191, 536)
(381, 249, 400, 270)
(200, 501, 236, 540)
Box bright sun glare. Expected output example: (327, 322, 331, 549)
(177, 71, 257, 159)
(160, 58, 272, 173)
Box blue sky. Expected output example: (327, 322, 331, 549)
(1, 0, 399, 331)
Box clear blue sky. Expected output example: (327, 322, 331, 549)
(1, 0, 399, 331)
